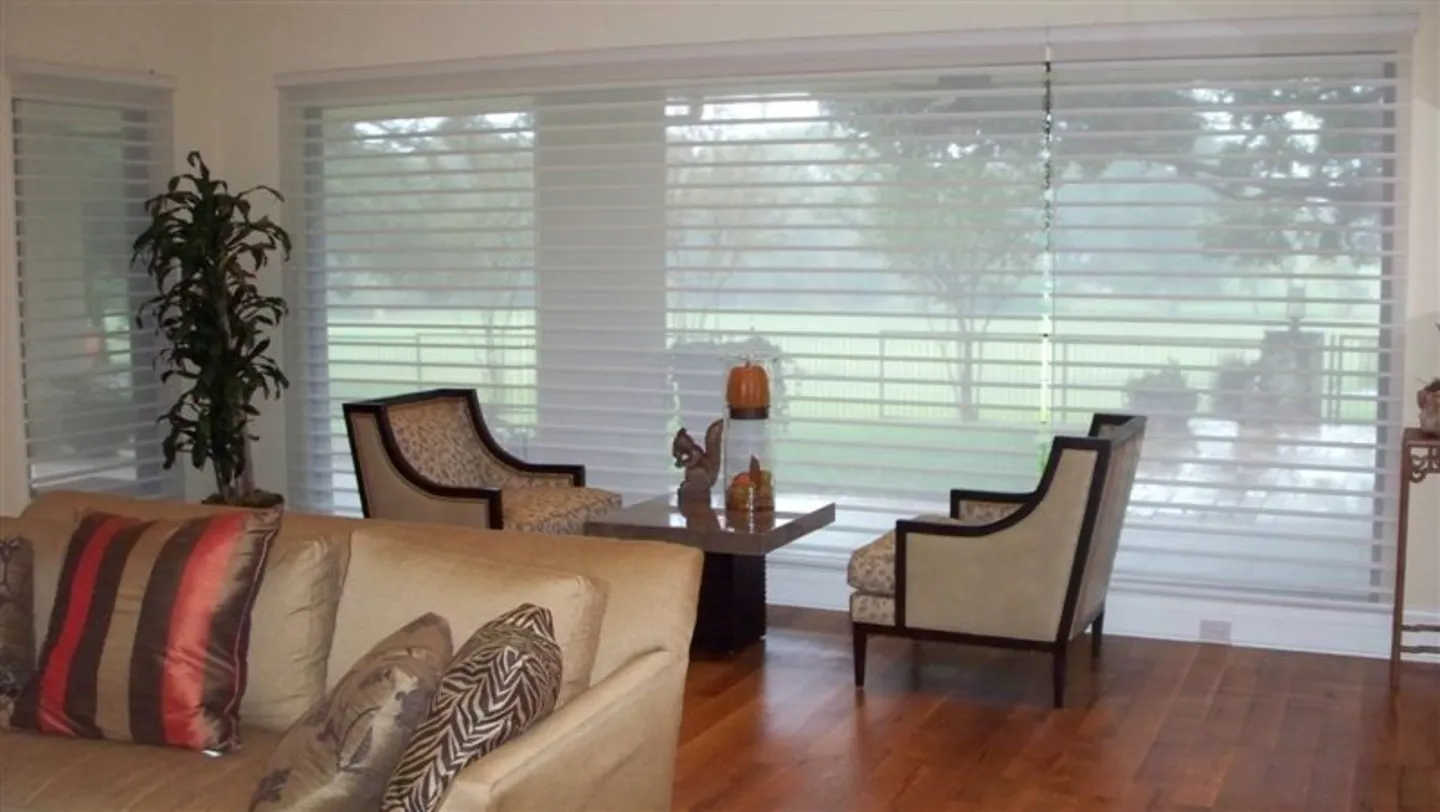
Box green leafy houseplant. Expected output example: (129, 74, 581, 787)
(132, 151, 291, 507)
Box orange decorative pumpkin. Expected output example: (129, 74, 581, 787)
(726, 361, 770, 411)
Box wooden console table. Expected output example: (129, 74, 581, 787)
(1392, 427, 1440, 688)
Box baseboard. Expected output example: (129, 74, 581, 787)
(766, 548, 1440, 663)
(768, 547, 848, 611)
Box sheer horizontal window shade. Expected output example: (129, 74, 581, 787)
(11, 73, 181, 499)
(1049, 53, 1402, 602)
(283, 33, 1407, 603)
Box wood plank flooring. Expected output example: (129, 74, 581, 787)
(674, 608, 1440, 812)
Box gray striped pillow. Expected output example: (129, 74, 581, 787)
(381, 603, 563, 812)
(0, 535, 35, 727)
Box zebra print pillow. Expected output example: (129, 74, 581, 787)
(381, 603, 563, 812)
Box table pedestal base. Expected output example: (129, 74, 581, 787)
(692, 552, 767, 658)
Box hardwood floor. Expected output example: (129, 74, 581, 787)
(674, 608, 1440, 812)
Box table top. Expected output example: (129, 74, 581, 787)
(1403, 427, 1440, 448)
(583, 493, 837, 556)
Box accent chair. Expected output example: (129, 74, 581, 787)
(847, 413, 1146, 708)
(343, 388, 622, 534)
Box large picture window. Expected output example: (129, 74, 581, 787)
(283, 30, 1406, 605)
(11, 73, 180, 499)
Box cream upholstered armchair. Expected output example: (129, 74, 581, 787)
(344, 388, 622, 534)
(848, 413, 1146, 708)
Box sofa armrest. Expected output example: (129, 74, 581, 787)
(438, 649, 685, 812)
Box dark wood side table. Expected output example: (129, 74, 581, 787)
(1392, 427, 1440, 688)
(584, 494, 836, 657)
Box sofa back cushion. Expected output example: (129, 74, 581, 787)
(335, 528, 605, 707)
(12, 509, 280, 752)
(16, 497, 353, 734)
(20, 491, 701, 694)
(331, 522, 701, 684)
(241, 524, 350, 732)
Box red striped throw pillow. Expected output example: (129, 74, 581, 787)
(11, 508, 281, 753)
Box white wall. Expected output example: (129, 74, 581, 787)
(1418, 0, 1440, 625)
(3, 0, 1438, 622)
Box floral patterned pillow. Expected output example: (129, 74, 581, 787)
(0, 534, 34, 729)
(249, 614, 453, 812)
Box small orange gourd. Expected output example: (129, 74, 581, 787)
(726, 361, 770, 411)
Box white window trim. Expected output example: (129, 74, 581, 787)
(0, 68, 26, 514)
(275, 13, 1419, 102)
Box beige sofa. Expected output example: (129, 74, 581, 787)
(0, 490, 702, 812)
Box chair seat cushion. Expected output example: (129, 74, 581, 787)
(847, 532, 896, 595)
(846, 514, 975, 596)
(849, 591, 896, 626)
(502, 487, 622, 535)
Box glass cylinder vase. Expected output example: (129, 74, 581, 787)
(722, 359, 775, 512)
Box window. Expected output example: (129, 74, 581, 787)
(284, 70, 1051, 549)
(283, 20, 1409, 605)
(11, 72, 179, 498)
(1050, 54, 1403, 601)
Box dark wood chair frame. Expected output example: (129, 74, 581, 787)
(852, 413, 1146, 709)
(343, 388, 587, 530)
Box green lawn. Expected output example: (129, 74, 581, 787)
(312, 305, 1382, 493)
(320, 306, 1381, 420)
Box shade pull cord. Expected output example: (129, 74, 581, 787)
(1040, 42, 1056, 436)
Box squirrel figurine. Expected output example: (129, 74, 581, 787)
(673, 419, 724, 502)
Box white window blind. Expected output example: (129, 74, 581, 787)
(11, 72, 181, 498)
(1050, 53, 1403, 602)
(282, 70, 1051, 552)
(282, 23, 1408, 605)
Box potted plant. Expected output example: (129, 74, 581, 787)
(132, 151, 292, 507)
(1123, 360, 1199, 433)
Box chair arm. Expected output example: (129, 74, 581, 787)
(350, 408, 505, 527)
(438, 650, 685, 812)
(903, 451, 1099, 641)
(896, 521, 1075, 643)
(948, 487, 1031, 522)
(370, 470, 504, 529)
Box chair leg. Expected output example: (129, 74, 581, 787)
(1091, 608, 1106, 664)
(852, 625, 868, 688)
(1052, 646, 1068, 709)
